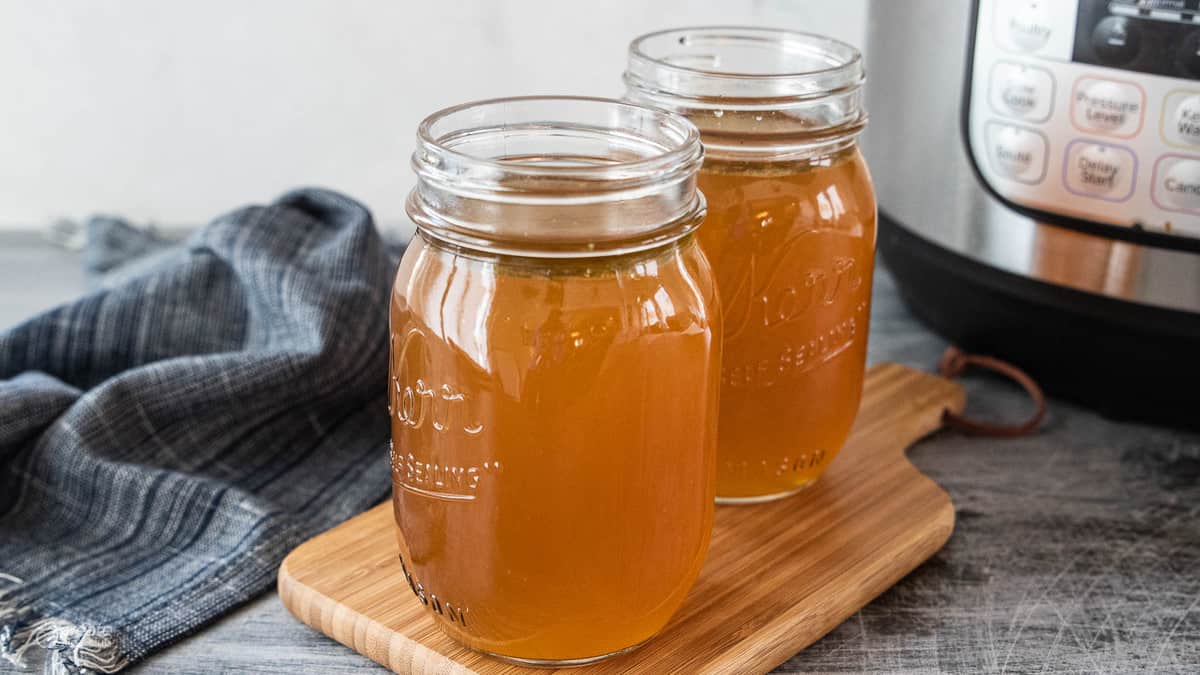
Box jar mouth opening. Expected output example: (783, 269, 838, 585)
(626, 27, 864, 103)
(415, 95, 703, 184)
(408, 96, 707, 258)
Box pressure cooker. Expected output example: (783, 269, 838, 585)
(865, 0, 1200, 427)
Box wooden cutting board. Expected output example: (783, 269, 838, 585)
(279, 363, 965, 674)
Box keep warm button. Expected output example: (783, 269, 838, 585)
(1064, 142, 1136, 201)
(1152, 156, 1200, 213)
(1160, 91, 1200, 147)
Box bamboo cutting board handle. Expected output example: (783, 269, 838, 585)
(279, 363, 966, 674)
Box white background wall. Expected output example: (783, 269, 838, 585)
(0, 0, 867, 231)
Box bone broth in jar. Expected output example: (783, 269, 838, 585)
(390, 97, 720, 665)
(626, 28, 877, 503)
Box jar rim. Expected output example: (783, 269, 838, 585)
(408, 95, 707, 258)
(415, 95, 703, 181)
(624, 27, 867, 161)
(630, 26, 862, 80)
(626, 26, 864, 103)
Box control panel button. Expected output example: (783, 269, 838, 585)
(1162, 91, 1200, 147)
(1072, 78, 1144, 137)
(1174, 95, 1200, 144)
(989, 62, 1054, 121)
(1153, 156, 1200, 212)
(1063, 141, 1136, 200)
(985, 122, 1047, 184)
(997, 1, 1053, 52)
(1090, 16, 1141, 66)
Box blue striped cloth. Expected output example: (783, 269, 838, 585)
(0, 189, 396, 673)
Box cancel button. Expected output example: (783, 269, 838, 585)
(1154, 156, 1200, 212)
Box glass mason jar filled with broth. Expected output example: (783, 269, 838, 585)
(626, 28, 876, 503)
(391, 97, 720, 665)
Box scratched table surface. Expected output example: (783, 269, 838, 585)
(2, 234, 1197, 674)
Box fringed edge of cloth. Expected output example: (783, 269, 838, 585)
(0, 574, 129, 674)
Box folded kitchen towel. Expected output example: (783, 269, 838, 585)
(0, 188, 396, 673)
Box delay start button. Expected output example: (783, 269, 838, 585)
(1071, 77, 1144, 137)
(1153, 156, 1200, 212)
(985, 122, 1047, 184)
(1063, 141, 1136, 201)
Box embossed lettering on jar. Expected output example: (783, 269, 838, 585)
(391, 97, 720, 665)
(626, 28, 877, 502)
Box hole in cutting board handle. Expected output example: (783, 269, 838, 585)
(936, 346, 1046, 438)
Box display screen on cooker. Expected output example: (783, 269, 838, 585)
(967, 0, 1200, 238)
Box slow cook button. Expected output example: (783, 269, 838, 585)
(1064, 141, 1136, 200)
(986, 122, 1047, 184)
(990, 62, 1054, 121)
(1154, 156, 1200, 212)
(1072, 78, 1144, 136)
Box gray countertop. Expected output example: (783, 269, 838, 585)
(2, 237, 1197, 674)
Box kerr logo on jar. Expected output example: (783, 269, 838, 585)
(722, 246, 864, 342)
(389, 328, 484, 436)
(711, 187, 872, 392)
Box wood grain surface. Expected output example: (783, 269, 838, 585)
(277, 363, 965, 675)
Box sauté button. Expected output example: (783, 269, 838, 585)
(1072, 78, 1144, 136)
(1154, 156, 1200, 212)
(1064, 141, 1135, 200)
(990, 62, 1054, 121)
(986, 123, 1047, 184)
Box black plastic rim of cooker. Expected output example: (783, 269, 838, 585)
(879, 209, 1200, 432)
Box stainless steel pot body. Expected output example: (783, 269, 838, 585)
(864, 0, 1200, 426)
(865, 0, 1200, 314)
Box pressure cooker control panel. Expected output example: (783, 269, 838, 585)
(968, 0, 1200, 237)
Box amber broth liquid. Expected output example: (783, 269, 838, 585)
(696, 147, 876, 500)
(389, 235, 720, 661)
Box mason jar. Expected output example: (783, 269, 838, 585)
(390, 96, 720, 665)
(626, 28, 877, 503)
